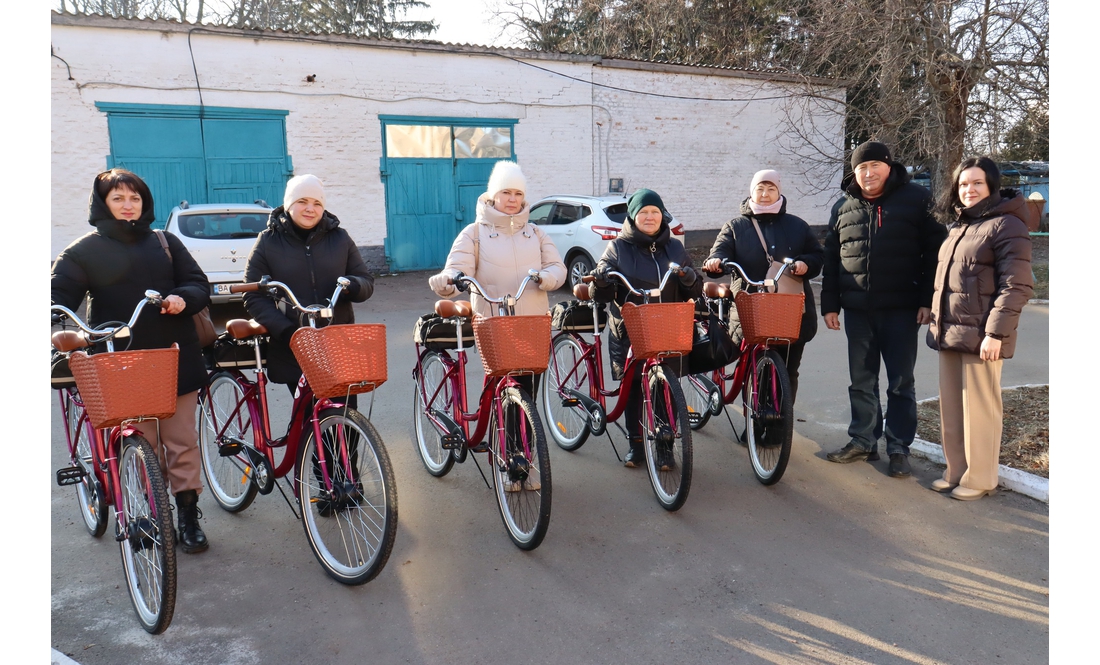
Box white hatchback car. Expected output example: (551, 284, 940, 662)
(162, 202, 272, 303)
(528, 195, 685, 288)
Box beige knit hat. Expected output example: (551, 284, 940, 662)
(283, 174, 326, 210)
(486, 161, 526, 198)
(750, 169, 781, 195)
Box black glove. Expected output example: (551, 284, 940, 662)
(591, 266, 611, 288)
(678, 266, 698, 287)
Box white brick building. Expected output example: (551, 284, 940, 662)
(51, 12, 845, 270)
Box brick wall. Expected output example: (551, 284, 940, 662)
(50, 15, 844, 271)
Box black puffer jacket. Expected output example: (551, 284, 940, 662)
(821, 164, 946, 313)
(51, 180, 211, 395)
(592, 217, 703, 378)
(243, 206, 375, 385)
(706, 197, 824, 343)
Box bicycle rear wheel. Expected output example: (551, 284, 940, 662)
(413, 350, 456, 477)
(643, 363, 693, 511)
(541, 334, 591, 451)
(199, 372, 259, 512)
(743, 349, 794, 485)
(67, 389, 107, 537)
(492, 386, 552, 550)
(680, 373, 719, 431)
(298, 407, 398, 585)
(117, 434, 177, 634)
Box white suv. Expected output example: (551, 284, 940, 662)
(529, 195, 685, 289)
(163, 202, 272, 303)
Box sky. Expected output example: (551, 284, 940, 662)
(406, 0, 516, 47)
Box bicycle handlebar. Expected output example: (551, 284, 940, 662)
(707, 258, 794, 292)
(232, 276, 351, 325)
(586, 263, 686, 302)
(51, 290, 164, 344)
(451, 270, 540, 316)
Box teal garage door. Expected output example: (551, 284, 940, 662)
(380, 116, 517, 271)
(96, 103, 293, 227)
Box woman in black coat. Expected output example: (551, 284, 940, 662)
(703, 169, 824, 405)
(243, 174, 375, 391)
(591, 189, 703, 468)
(51, 168, 213, 553)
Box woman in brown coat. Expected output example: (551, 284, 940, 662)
(927, 156, 1033, 500)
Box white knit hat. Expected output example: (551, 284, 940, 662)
(283, 174, 326, 210)
(486, 161, 527, 198)
(750, 169, 781, 195)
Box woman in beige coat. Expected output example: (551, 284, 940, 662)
(927, 156, 1033, 501)
(429, 160, 566, 397)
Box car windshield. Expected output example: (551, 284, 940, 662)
(603, 203, 628, 224)
(175, 213, 267, 240)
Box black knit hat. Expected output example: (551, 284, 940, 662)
(850, 141, 893, 169)
(626, 188, 667, 221)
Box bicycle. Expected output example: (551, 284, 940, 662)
(680, 258, 803, 485)
(412, 270, 552, 550)
(198, 276, 397, 585)
(541, 263, 696, 511)
(52, 292, 179, 634)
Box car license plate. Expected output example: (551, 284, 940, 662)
(212, 284, 234, 295)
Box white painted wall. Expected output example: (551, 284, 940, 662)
(50, 15, 844, 264)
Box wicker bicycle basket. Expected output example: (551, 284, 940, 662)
(67, 345, 180, 429)
(621, 300, 695, 359)
(734, 291, 804, 345)
(290, 324, 388, 400)
(472, 314, 552, 377)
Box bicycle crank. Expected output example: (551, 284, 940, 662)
(244, 446, 275, 495)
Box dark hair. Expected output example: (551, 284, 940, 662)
(94, 168, 153, 204)
(935, 156, 1001, 223)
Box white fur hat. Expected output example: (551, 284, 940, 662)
(750, 169, 782, 194)
(283, 174, 326, 210)
(486, 161, 527, 198)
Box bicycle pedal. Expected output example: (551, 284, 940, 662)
(441, 432, 466, 450)
(687, 411, 703, 426)
(56, 466, 87, 486)
(560, 397, 580, 407)
(218, 440, 245, 457)
(468, 441, 490, 454)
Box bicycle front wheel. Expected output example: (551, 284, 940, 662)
(643, 363, 693, 511)
(298, 407, 398, 585)
(117, 434, 177, 634)
(199, 372, 259, 512)
(743, 349, 794, 485)
(541, 334, 593, 451)
(413, 350, 456, 477)
(680, 373, 719, 431)
(492, 386, 552, 550)
(67, 389, 107, 537)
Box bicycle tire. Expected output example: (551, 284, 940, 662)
(743, 349, 794, 485)
(117, 434, 177, 634)
(492, 386, 552, 550)
(642, 363, 693, 511)
(297, 407, 398, 585)
(413, 350, 456, 477)
(67, 389, 107, 537)
(541, 334, 592, 451)
(199, 372, 260, 513)
(680, 373, 715, 431)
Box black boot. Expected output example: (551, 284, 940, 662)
(175, 490, 209, 554)
(623, 436, 645, 468)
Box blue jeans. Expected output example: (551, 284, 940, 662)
(842, 308, 919, 456)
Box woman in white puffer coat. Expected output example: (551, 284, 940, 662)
(428, 161, 567, 396)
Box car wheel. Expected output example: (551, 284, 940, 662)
(567, 254, 594, 289)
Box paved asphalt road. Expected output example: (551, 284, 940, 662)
(50, 272, 1049, 664)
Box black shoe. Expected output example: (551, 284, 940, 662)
(175, 490, 209, 554)
(888, 453, 911, 478)
(826, 443, 872, 464)
(624, 436, 644, 468)
(867, 445, 880, 462)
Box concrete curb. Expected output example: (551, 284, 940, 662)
(912, 385, 1049, 503)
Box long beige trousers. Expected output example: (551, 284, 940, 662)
(132, 390, 204, 496)
(938, 351, 1003, 491)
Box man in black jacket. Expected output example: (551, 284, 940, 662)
(820, 141, 947, 478)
